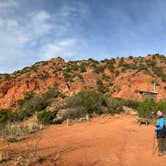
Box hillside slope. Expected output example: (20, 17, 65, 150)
(0, 54, 166, 110)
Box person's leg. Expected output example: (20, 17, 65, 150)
(163, 137, 166, 153)
(158, 138, 164, 155)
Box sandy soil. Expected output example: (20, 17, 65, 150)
(3, 114, 166, 166)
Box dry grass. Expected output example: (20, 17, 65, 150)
(0, 115, 44, 143)
(0, 115, 44, 165)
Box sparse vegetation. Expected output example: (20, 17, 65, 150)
(80, 63, 87, 72)
(37, 110, 58, 124)
(93, 65, 105, 74)
(1, 54, 166, 165)
(118, 57, 124, 67)
(137, 99, 166, 118)
(107, 62, 115, 72)
(62, 90, 139, 117)
(152, 66, 166, 82)
(145, 59, 156, 66)
(0, 119, 43, 142)
(73, 73, 84, 81)
(0, 87, 59, 125)
(38, 71, 50, 80)
(137, 64, 147, 71)
(122, 63, 137, 70)
(4, 74, 11, 81)
(115, 70, 120, 76)
(0, 109, 12, 124)
(63, 71, 71, 82)
(102, 73, 110, 81)
(96, 79, 109, 93)
(105, 97, 139, 114)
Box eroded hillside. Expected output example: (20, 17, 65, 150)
(0, 54, 166, 110)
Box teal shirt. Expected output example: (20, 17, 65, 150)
(155, 117, 165, 131)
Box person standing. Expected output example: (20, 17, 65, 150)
(155, 111, 166, 156)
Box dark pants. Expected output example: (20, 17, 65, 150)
(158, 138, 166, 153)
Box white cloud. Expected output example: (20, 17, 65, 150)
(0, 9, 54, 72)
(39, 39, 81, 60)
(0, 1, 89, 72)
(27, 11, 53, 41)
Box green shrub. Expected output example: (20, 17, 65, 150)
(73, 64, 79, 71)
(31, 65, 38, 72)
(42, 87, 58, 99)
(96, 80, 109, 93)
(78, 90, 106, 115)
(0, 88, 58, 124)
(4, 74, 11, 81)
(137, 99, 157, 118)
(0, 109, 12, 124)
(88, 58, 99, 64)
(62, 90, 140, 119)
(107, 63, 114, 72)
(63, 95, 82, 109)
(128, 56, 133, 59)
(7, 137, 21, 143)
(121, 67, 126, 73)
(38, 72, 50, 80)
(12, 109, 33, 121)
(63, 71, 71, 82)
(145, 59, 156, 66)
(118, 58, 124, 67)
(21, 96, 47, 113)
(115, 71, 120, 76)
(157, 100, 166, 115)
(24, 91, 34, 100)
(37, 110, 57, 124)
(122, 63, 137, 70)
(124, 100, 139, 109)
(80, 63, 87, 73)
(62, 96, 87, 120)
(137, 64, 147, 71)
(17, 99, 26, 107)
(55, 66, 62, 72)
(152, 67, 166, 82)
(105, 97, 124, 114)
(93, 65, 105, 74)
(16, 87, 58, 121)
(65, 66, 72, 73)
(102, 74, 110, 81)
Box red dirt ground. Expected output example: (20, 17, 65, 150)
(4, 114, 166, 166)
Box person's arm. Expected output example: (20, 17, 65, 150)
(155, 118, 165, 131)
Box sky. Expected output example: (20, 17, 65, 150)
(0, 0, 166, 73)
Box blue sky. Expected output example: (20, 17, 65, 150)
(0, 0, 166, 73)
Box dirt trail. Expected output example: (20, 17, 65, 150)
(6, 114, 166, 165)
(26, 114, 165, 166)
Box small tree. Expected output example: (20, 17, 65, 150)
(78, 90, 105, 115)
(137, 99, 157, 118)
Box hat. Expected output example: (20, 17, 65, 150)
(157, 111, 163, 117)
